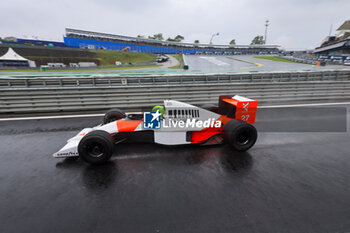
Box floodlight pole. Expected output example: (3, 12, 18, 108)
(264, 20, 270, 44)
(210, 32, 219, 45)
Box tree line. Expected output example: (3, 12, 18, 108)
(137, 33, 265, 45)
(137, 33, 185, 43)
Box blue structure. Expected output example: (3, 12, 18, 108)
(3, 28, 279, 55)
(16, 39, 66, 47)
(63, 28, 280, 54)
(64, 37, 197, 54)
(0, 61, 29, 67)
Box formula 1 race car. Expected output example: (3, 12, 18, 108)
(53, 95, 258, 164)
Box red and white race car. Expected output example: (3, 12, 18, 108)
(53, 95, 258, 164)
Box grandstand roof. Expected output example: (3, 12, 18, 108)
(313, 38, 350, 53)
(337, 20, 350, 31)
(0, 48, 28, 61)
(66, 28, 280, 49)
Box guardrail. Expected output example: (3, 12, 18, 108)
(281, 56, 317, 65)
(282, 55, 348, 66)
(0, 61, 156, 71)
(1, 70, 350, 115)
(1, 70, 350, 88)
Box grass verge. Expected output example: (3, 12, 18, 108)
(252, 56, 300, 63)
(92, 50, 157, 66)
(169, 54, 184, 69)
(0, 64, 161, 72)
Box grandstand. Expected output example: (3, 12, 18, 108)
(314, 20, 350, 55)
(0, 27, 281, 68)
(64, 28, 280, 54)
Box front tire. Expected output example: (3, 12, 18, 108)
(222, 119, 257, 151)
(78, 130, 115, 165)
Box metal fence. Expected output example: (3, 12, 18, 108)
(1, 70, 350, 88)
(1, 70, 350, 114)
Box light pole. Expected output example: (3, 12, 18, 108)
(210, 32, 219, 45)
(264, 20, 270, 44)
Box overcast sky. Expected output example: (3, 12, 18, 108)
(1, 0, 349, 50)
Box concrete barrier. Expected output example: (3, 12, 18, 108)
(1, 70, 350, 115)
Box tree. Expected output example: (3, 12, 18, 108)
(194, 40, 200, 44)
(166, 35, 185, 42)
(153, 33, 164, 41)
(174, 35, 184, 42)
(148, 33, 164, 40)
(137, 35, 145, 38)
(166, 37, 177, 42)
(229, 39, 236, 45)
(250, 36, 264, 45)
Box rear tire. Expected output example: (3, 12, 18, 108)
(103, 108, 125, 124)
(222, 119, 257, 151)
(78, 130, 115, 165)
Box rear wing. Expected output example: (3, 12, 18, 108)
(218, 95, 258, 124)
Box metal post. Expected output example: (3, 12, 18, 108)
(210, 32, 219, 44)
(264, 20, 270, 44)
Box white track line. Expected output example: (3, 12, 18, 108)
(0, 102, 349, 121)
(259, 101, 350, 108)
(0, 113, 104, 121)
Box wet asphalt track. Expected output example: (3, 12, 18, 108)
(1, 105, 350, 233)
(185, 55, 348, 73)
(1, 55, 349, 77)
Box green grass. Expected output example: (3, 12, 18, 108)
(252, 56, 300, 63)
(168, 54, 184, 69)
(0, 64, 161, 72)
(0, 51, 158, 72)
(92, 50, 157, 66)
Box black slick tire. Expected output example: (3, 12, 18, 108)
(78, 130, 115, 165)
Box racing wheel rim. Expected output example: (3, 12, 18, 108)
(86, 142, 105, 158)
(236, 129, 250, 145)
